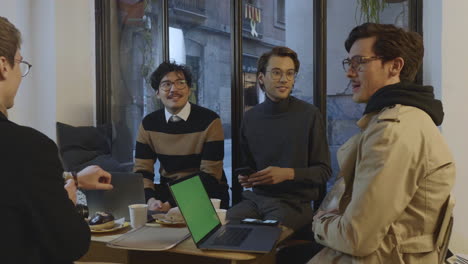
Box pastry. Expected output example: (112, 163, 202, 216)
(89, 212, 115, 230)
(165, 207, 184, 222)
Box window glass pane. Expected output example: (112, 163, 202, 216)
(276, 0, 285, 26)
(242, 0, 314, 108)
(168, 0, 232, 198)
(110, 0, 164, 163)
(326, 0, 410, 186)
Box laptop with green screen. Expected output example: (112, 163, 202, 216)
(168, 174, 281, 253)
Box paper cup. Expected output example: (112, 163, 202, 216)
(216, 208, 227, 225)
(128, 204, 148, 229)
(210, 198, 221, 209)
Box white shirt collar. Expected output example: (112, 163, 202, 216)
(164, 102, 191, 123)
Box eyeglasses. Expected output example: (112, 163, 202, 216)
(266, 69, 297, 81)
(15, 60, 32, 77)
(342, 56, 383, 72)
(159, 79, 187, 92)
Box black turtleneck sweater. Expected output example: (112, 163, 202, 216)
(240, 96, 332, 201)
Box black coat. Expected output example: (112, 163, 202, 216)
(0, 112, 90, 264)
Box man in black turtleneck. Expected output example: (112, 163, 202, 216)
(227, 47, 332, 231)
(309, 24, 455, 264)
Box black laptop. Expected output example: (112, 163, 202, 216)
(168, 174, 282, 253)
(84, 172, 145, 221)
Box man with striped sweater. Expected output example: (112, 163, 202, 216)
(134, 62, 229, 212)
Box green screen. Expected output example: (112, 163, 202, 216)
(170, 176, 220, 243)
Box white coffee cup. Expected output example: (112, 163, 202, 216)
(216, 208, 227, 225)
(128, 204, 148, 229)
(210, 198, 221, 209)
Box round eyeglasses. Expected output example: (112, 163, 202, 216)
(342, 56, 383, 72)
(159, 79, 187, 92)
(266, 69, 297, 81)
(15, 60, 32, 77)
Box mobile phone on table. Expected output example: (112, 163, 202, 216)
(234, 167, 256, 177)
(241, 218, 279, 226)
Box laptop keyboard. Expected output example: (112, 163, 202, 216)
(211, 227, 253, 246)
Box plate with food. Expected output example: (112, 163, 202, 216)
(88, 212, 129, 233)
(152, 207, 186, 226)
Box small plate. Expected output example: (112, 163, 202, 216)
(152, 213, 185, 226)
(90, 218, 129, 233)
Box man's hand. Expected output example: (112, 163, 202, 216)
(247, 166, 294, 186)
(64, 179, 77, 205)
(76, 165, 113, 190)
(147, 198, 171, 212)
(238, 174, 253, 188)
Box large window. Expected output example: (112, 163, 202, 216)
(96, 0, 319, 204)
(95, 0, 422, 203)
(98, 0, 164, 164)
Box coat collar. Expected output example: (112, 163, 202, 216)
(356, 113, 374, 130)
(357, 105, 401, 130)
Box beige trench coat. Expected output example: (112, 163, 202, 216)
(309, 104, 455, 264)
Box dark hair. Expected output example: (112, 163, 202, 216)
(257, 46, 300, 91)
(150, 61, 192, 91)
(345, 23, 423, 82)
(0, 16, 22, 66)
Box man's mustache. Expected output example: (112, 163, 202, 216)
(167, 92, 183, 97)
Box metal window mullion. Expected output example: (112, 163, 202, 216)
(95, 0, 111, 125)
(162, 0, 170, 62)
(230, 0, 244, 205)
(313, 0, 327, 121)
(409, 0, 423, 85)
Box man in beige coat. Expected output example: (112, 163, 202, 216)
(308, 23, 455, 263)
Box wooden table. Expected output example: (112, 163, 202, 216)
(79, 224, 293, 264)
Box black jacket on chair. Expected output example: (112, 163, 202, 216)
(0, 112, 90, 264)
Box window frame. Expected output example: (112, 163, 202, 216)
(274, 0, 286, 29)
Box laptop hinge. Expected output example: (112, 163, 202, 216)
(197, 223, 223, 246)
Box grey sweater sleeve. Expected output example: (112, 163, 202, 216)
(240, 120, 257, 170)
(294, 109, 332, 186)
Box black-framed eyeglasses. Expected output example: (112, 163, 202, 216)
(342, 56, 383, 73)
(159, 79, 187, 92)
(266, 69, 297, 81)
(15, 60, 32, 77)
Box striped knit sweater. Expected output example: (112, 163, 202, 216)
(134, 103, 226, 203)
